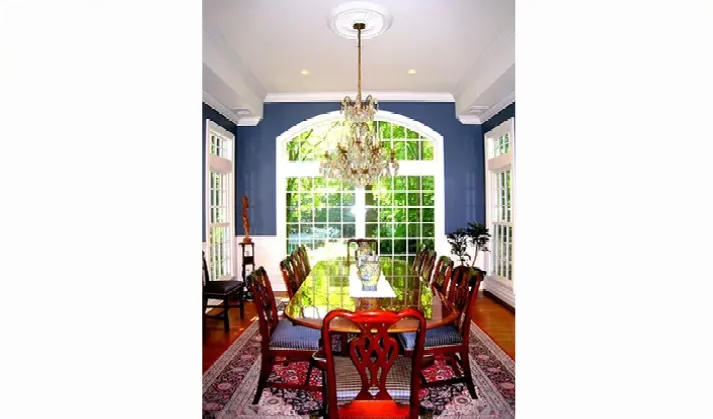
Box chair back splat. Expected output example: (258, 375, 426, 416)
(279, 258, 301, 299)
(297, 245, 311, 275)
(449, 266, 484, 346)
(431, 256, 454, 294)
(320, 309, 426, 419)
(249, 267, 280, 349)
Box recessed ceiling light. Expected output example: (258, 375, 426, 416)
(407, 69, 417, 75)
(300, 69, 310, 75)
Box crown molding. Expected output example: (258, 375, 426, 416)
(264, 91, 455, 103)
(456, 115, 482, 124)
(237, 116, 262, 127)
(203, 91, 240, 125)
(479, 90, 515, 123)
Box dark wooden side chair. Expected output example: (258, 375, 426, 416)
(346, 238, 378, 264)
(202, 251, 244, 332)
(313, 308, 427, 419)
(249, 267, 322, 404)
(397, 266, 484, 399)
(418, 250, 437, 281)
(411, 248, 427, 272)
(279, 257, 301, 299)
(430, 256, 454, 294)
(297, 245, 311, 276)
(291, 249, 308, 283)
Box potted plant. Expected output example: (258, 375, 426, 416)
(446, 228, 471, 266)
(466, 221, 491, 271)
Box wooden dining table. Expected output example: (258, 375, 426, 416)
(283, 258, 459, 333)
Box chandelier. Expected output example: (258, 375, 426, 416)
(320, 22, 398, 188)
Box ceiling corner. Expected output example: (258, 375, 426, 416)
(454, 30, 515, 116)
(203, 25, 265, 121)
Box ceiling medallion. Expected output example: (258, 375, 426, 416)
(328, 1, 393, 40)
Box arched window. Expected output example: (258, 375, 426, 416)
(276, 111, 444, 267)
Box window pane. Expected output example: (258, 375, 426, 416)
(422, 141, 434, 160)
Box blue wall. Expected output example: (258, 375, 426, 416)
(235, 102, 486, 236)
(202, 103, 237, 242)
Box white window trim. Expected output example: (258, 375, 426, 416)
(484, 117, 515, 298)
(275, 110, 446, 257)
(205, 119, 237, 280)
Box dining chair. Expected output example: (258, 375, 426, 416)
(297, 245, 311, 276)
(418, 250, 437, 281)
(430, 256, 454, 294)
(202, 250, 245, 332)
(411, 248, 426, 272)
(291, 249, 308, 283)
(313, 308, 428, 419)
(249, 267, 322, 404)
(346, 238, 378, 264)
(279, 257, 301, 299)
(397, 266, 484, 399)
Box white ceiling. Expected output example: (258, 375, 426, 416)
(202, 0, 515, 125)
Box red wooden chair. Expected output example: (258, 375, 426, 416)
(249, 267, 322, 404)
(430, 256, 454, 295)
(398, 266, 484, 399)
(346, 238, 378, 264)
(313, 309, 427, 419)
(279, 257, 301, 299)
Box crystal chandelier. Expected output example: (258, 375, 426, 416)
(320, 22, 398, 188)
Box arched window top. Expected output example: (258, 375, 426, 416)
(285, 120, 435, 162)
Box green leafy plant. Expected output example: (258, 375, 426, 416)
(466, 221, 491, 269)
(446, 228, 470, 266)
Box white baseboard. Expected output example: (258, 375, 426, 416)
(483, 277, 515, 308)
(235, 235, 286, 292)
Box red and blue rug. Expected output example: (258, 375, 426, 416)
(203, 302, 515, 418)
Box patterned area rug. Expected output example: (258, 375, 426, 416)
(203, 301, 515, 419)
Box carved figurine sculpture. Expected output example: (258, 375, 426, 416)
(242, 195, 252, 244)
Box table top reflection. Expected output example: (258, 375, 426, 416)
(283, 258, 458, 333)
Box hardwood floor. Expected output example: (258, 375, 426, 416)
(203, 291, 515, 373)
(472, 292, 515, 359)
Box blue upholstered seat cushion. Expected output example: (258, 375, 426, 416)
(269, 319, 320, 350)
(333, 355, 413, 403)
(397, 324, 462, 350)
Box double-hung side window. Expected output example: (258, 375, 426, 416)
(485, 118, 514, 286)
(205, 120, 235, 280)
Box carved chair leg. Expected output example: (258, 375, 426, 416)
(305, 361, 314, 387)
(253, 355, 272, 404)
(449, 353, 462, 377)
(202, 296, 208, 338)
(460, 349, 478, 399)
(223, 298, 230, 331)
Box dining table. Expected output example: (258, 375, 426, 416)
(283, 258, 458, 333)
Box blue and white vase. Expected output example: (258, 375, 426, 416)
(358, 255, 381, 291)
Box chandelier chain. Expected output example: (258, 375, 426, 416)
(356, 23, 362, 101)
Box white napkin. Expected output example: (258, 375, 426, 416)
(348, 264, 396, 298)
